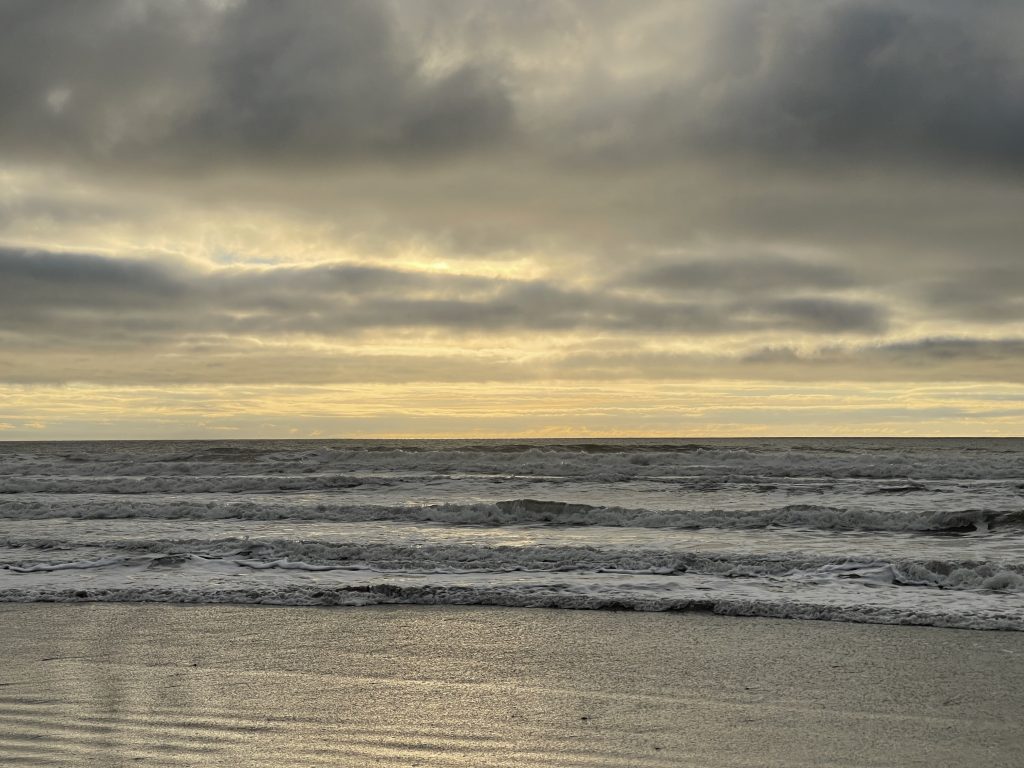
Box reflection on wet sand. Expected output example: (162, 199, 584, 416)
(3, 603, 1024, 767)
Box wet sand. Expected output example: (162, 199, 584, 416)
(1, 603, 1022, 767)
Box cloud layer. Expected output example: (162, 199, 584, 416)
(1, 0, 1021, 435)
(0, 246, 888, 341)
(5, 1, 1023, 170)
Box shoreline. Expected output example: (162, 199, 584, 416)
(3, 602, 1023, 766)
(2, 594, 1023, 632)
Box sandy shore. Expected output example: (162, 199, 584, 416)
(1, 604, 1022, 767)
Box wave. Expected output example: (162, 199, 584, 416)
(487, 499, 1024, 532)
(0, 474, 408, 494)
(2, 439, 1021, 631)
(4, 538, 1022, 593)
(1, 496, 1021, 532)
(4, 439, 1024, 482)
(0, 581, 1020, 631)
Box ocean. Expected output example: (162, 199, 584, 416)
(1, 438, 1022, 630)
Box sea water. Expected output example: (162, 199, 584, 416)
(1, 438, 1022, 629)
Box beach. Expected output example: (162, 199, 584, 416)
(4, 0, 1024, 763)
(2, 603, 1023, 767)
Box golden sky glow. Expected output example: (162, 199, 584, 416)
(1, 1, 1022, 438)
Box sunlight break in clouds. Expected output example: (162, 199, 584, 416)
(1, 0, 1022, 437)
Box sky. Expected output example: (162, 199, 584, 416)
(1, 0, 1023, 439)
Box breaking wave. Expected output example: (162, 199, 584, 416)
(4, 538, 1023, 593)
(1, 582, 1020, 631)
(1, 496, 1021, 533)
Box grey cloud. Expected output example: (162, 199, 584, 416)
(617, 255, 885, 333)
(550, 1, 1024, 172)
(3, 0, 1024, 277)
(0, 247, 184, 310)
(0, 248, 887, 349)
(918, 266, 1024, 323)
(0, 343, 529, 386)
(1, 1, 1020, 397)
(0, 243, 1012, 386)
(555, 338, 1024, 383)
(193, 0, 513, 161)
(726, 0, 1024, 170)
(0, 0, 515, 166)
(625, 256, 857, 294)
(756, 298, 885, 334)
(4, 333, 1021, 388)
(865, 338, 1024, 365)
(747, 338, 1024, 380)
(6, 0, 1023, 173)
(0, 1, 210, 159)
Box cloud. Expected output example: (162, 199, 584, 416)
(4, 330, 1022, 388)
(553, 338, 1024, 383)
(1, 248, 1019, 388)
(0, 0, 515, 167)
(0, 247, 889, 345)
(625, 255, 857, 294)
(553, 0, 1024, 172)
(3, 0, 1023, 269)
(5, 0, 1022, 174)
(0, 246, 182, 309)
(193, 0, 514, 161)
(0, 0, 1022, 428)
(725, 0, 1024, 170)
(746, 338, 1024, 382)
(865, 337, 1024, 366)
(918, 264, 1024, 323)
